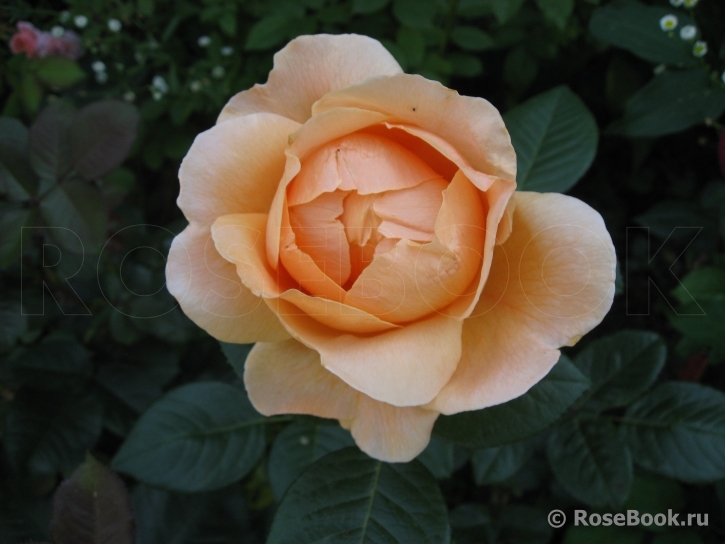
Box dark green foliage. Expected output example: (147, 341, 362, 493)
(2, 0, 725, 541)
(267, 448, 451, 543)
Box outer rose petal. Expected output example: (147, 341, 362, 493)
(212, 213, 398, 334)
(166, 224, 289, 343)
(347, 396, 438, 463)
(245, 339, 357, 420)
(178, 113, 300, 226)
(218, 34, 402, 124)
(428, 192, 616, 414)
(270, 298, 463, 407)
(312, 73, 517, 182)
(245, 339, 438, 462)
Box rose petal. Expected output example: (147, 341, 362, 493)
(267, 107, 390, 268)
(374, 177, 448, 240)
(211, 213, 291, 298)
(428, 192, 616, 414)
(345, 171, 485, 322)
(278, 290, 399, 334)
(218, 34, 402, 124)
(271, 298, 463, 407)
(312, 73, 517, 182)
(288, 191, 351, 286)
(245, 338, 439, 462)
(348, 395, 439, 462)
(178, 113, 300, 226)
(166, 224, 289, 343)
(245, 339, 357, 420)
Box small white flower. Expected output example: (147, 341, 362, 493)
(95, 72, 108, 84)
(50, 26, 65, 38)
(211, 65, 225, 79)
(152, 75, 169, 94)
(693, 40, 708, 57)
(198, 36, 211, 47)
(189, 80, 203, 92)
(59, 11, 71, 23)
(221, 46, 233, 56)
(659, 15, 678, 31)
(123, 91, 136, 102)
(74, 15, 88, 28)
(91, 61, 106, 72)
(722, 71, 725, 84)
(108, 19, 122, 32)
(684, 0, 699, 7)
(654, 64, 667, 75)
(669, 0, 684, 5)
(152, 89, 163, 101)
(679, 25, 697, 40)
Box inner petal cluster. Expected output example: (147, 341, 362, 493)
(286, 132, 448, 290)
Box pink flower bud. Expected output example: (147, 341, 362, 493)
(9, 21, 43, 58)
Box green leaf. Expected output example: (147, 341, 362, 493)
(622, 474, 685, 532)
(268, 421, 355, 501)
(417, 437, 469, 480)
(21, 73, 43, 114)
(112, 382, 267, 492)
(564, 525, 645, 544)
(0, 116, 37, 199)
(392, 0, 438, 28)
(588, 0, 697, 67)
(608, 70, 725, 137)
(634, 200, 711, 239)
(397, 27, 425, 67)
(0, 205, 34, 269)
(503, 46, 538, 92)
(621, 382, 725, 482)
(5, 391, 104, 474)
(504, 85, 598, 192)
(673, 266, 725, 304)
(547, 418, 633, 507)
(449, 53, 484, 78)
(71, 100, 140, 180)
(8, 335, 92, 389)
(352, 0, 389, 14)
(451, 26, 495, 51)
(132, 484, 251, 544)
(28, 101, 76, 182)
(499, 505, 552, 544)
(49, 455, 134, 544)
(267, 448, 451, 543)
(472, 442, 530, 485)
(449, 504, 496, 544)
(245, 15, 291, 50)
(669, 299, 725, 356)
(40, 181, 107, 254)
(433, 355, 589, 448)
(490, 0, 525, 24)
(0, 300, 27, 347)
(573, 330, 666, 412)
(535, 0, 574, 29)
(34, 57, 86, 89)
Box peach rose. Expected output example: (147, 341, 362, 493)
(166, 34, 615, 462)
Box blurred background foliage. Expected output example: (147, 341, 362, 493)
(2, 0, 725, 542)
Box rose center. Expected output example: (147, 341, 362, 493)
(286, 132, 448, 288)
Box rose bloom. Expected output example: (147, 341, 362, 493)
(9, 21, 83, 60)
(9, 22, 45, 58)
(166, 34, 615, 462)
